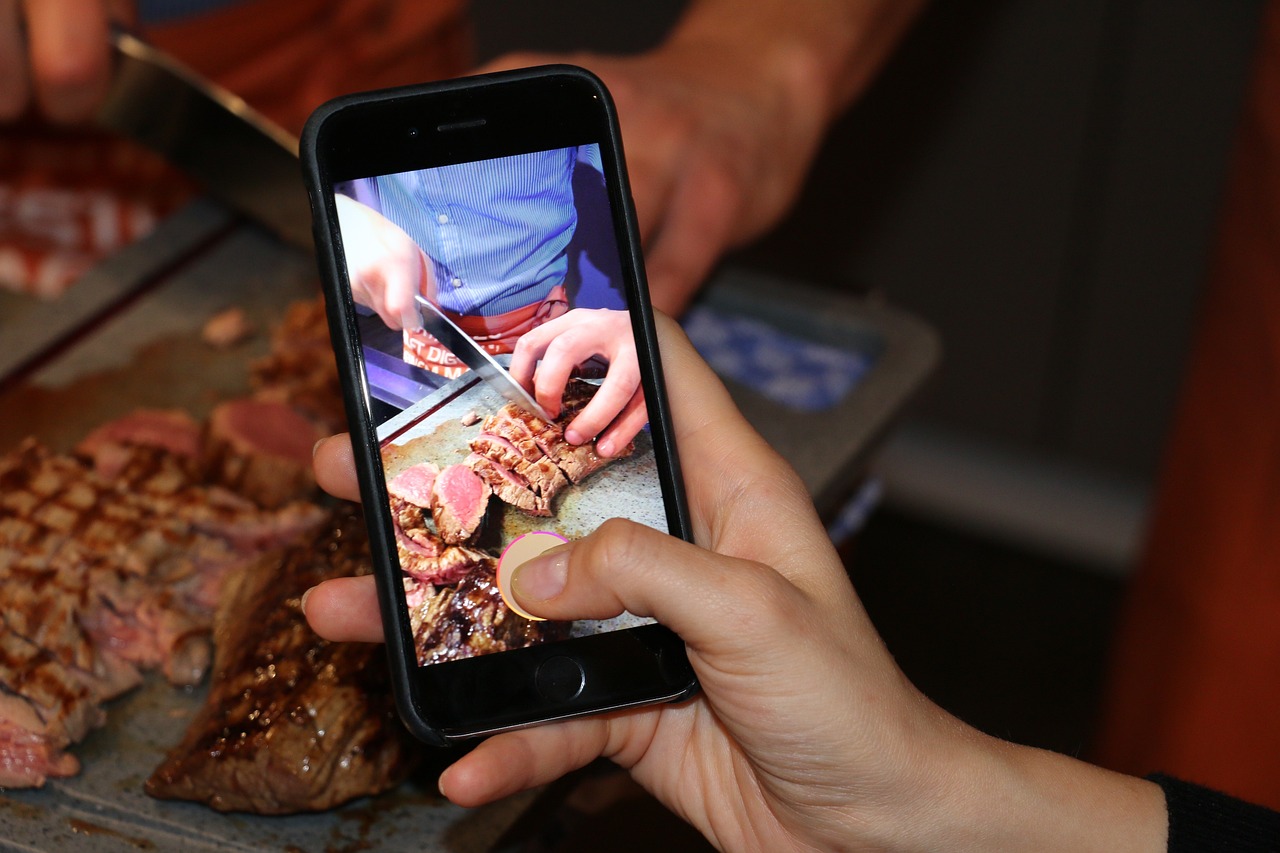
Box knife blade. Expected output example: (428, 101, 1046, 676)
(97, 30, 312, 249)
(414, 294, 553, 421)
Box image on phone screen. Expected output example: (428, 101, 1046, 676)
(332, 143, 665, 669)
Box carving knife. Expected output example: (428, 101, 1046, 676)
(96, 29, 312, 249)
(414, 294, 554, 421)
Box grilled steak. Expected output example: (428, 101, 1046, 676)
(431, 464, 490, 544)
(250, 298, 345, 432)
(146, 506, 419, 814)
(466, 380, 633, 516)
(200, 399, 323, 508)
(0, 434, 325, 788)
(409, 562, 570, 666)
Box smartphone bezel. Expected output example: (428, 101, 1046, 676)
(301, 66, 697, 745)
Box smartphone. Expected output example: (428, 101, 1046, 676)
(301, 66, 698, 746)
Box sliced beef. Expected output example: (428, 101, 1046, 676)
(387, 462, 438, 508)
(466, 452, 550, 516)
(465, 380, 632, 516)
(146, 507, 419, 814)
(250, 298, 345, 432)
(0, 435, 326, 788)
(390, 495, 489, 584)
(410, 561, 570, 666)
(76, 409, 203, 479)
(430, 464, 490, 544)
(201, 398, 322, 508)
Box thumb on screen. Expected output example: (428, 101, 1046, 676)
(510, 517, 800, 659)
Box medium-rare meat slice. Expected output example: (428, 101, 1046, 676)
(410, 561, 571, 666)
(201, 398, 323, 508)
(389, 495, 489, 584)
(146, 506, 419, 814)
(387, 462, 439, 508)
(430, 464, 490, 544)
(0, 617, 107, 786)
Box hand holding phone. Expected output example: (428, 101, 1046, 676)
(305, 317, 1011, 852)
(302, 66, 696, 744)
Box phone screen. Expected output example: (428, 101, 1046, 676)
(331, 143, 666, 670)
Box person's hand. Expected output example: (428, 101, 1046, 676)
(508, 308, 644, 457)
(334, 194, 435, 332)
(305, 316, 1168, 852)
(476, 43, 817, 317)
(474, 1, 924, 316)
(0, 0, 135, 123)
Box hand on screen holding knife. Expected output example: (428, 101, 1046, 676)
(304, 316, 1168, 853)
(0, 0, 134, 123)
(509, 308, 645, 457)
(334, 193, 435, 333)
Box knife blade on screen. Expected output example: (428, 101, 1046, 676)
(414, 294, 554, 421)
(96, 29, 312, 249)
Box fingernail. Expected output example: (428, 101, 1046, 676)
(512, 545, 570, 601)
(300, 586, 315, 615)
(312, 438, 324, 458)
(565, 428, 584, 445)
(596, 438, 613, 457)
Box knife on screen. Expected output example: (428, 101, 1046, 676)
(414, 294, 554, 421)
(96, 29, 312, 249)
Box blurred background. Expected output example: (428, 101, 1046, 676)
(471, 2, 1269, 847)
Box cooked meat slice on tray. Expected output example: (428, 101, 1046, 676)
(146, 506, 419, 814)
(387, 462, 439, 507)
(411, 561, 571, 666)
(0, 434, 327, 789)
(431, 464, 490, 544)
(0, 620, 105, 787)
(389, 495, 489, 585)
(200, 398, 324, 508)
(250, 298, 345, 432)
(465, 380, 633, 516)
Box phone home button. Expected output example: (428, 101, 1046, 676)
(535, 656, 585, 703)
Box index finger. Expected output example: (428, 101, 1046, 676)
(24, 0, 113, 123)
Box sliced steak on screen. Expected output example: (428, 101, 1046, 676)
(430, 464, 490, 544)
(387, 462, 439, 508)
(146, 506, 419, 814)
(465, 380, 633, 516)
(389, 495, 489, 585)
(409, 561, 570, 666)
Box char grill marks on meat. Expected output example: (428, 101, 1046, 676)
(146, 507, 418, 814)
(466, 380, 633, 516)
(408, 561, 570, 666)
(390, 495, 490, 585)
(0, 435, 325, 788)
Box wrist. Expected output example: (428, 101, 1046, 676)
(921, 733, 1168, 852)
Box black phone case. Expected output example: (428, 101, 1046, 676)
(300, 66, 697, 746)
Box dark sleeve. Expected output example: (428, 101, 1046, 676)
(1148, 773, 1280, 852)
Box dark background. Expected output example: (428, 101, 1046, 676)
(470, 2, 1268, 849)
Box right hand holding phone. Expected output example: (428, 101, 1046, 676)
(306, 315, 990, 850)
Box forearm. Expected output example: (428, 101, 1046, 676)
(666, 0, 928, 127)
(916, 730, 1168, 853)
